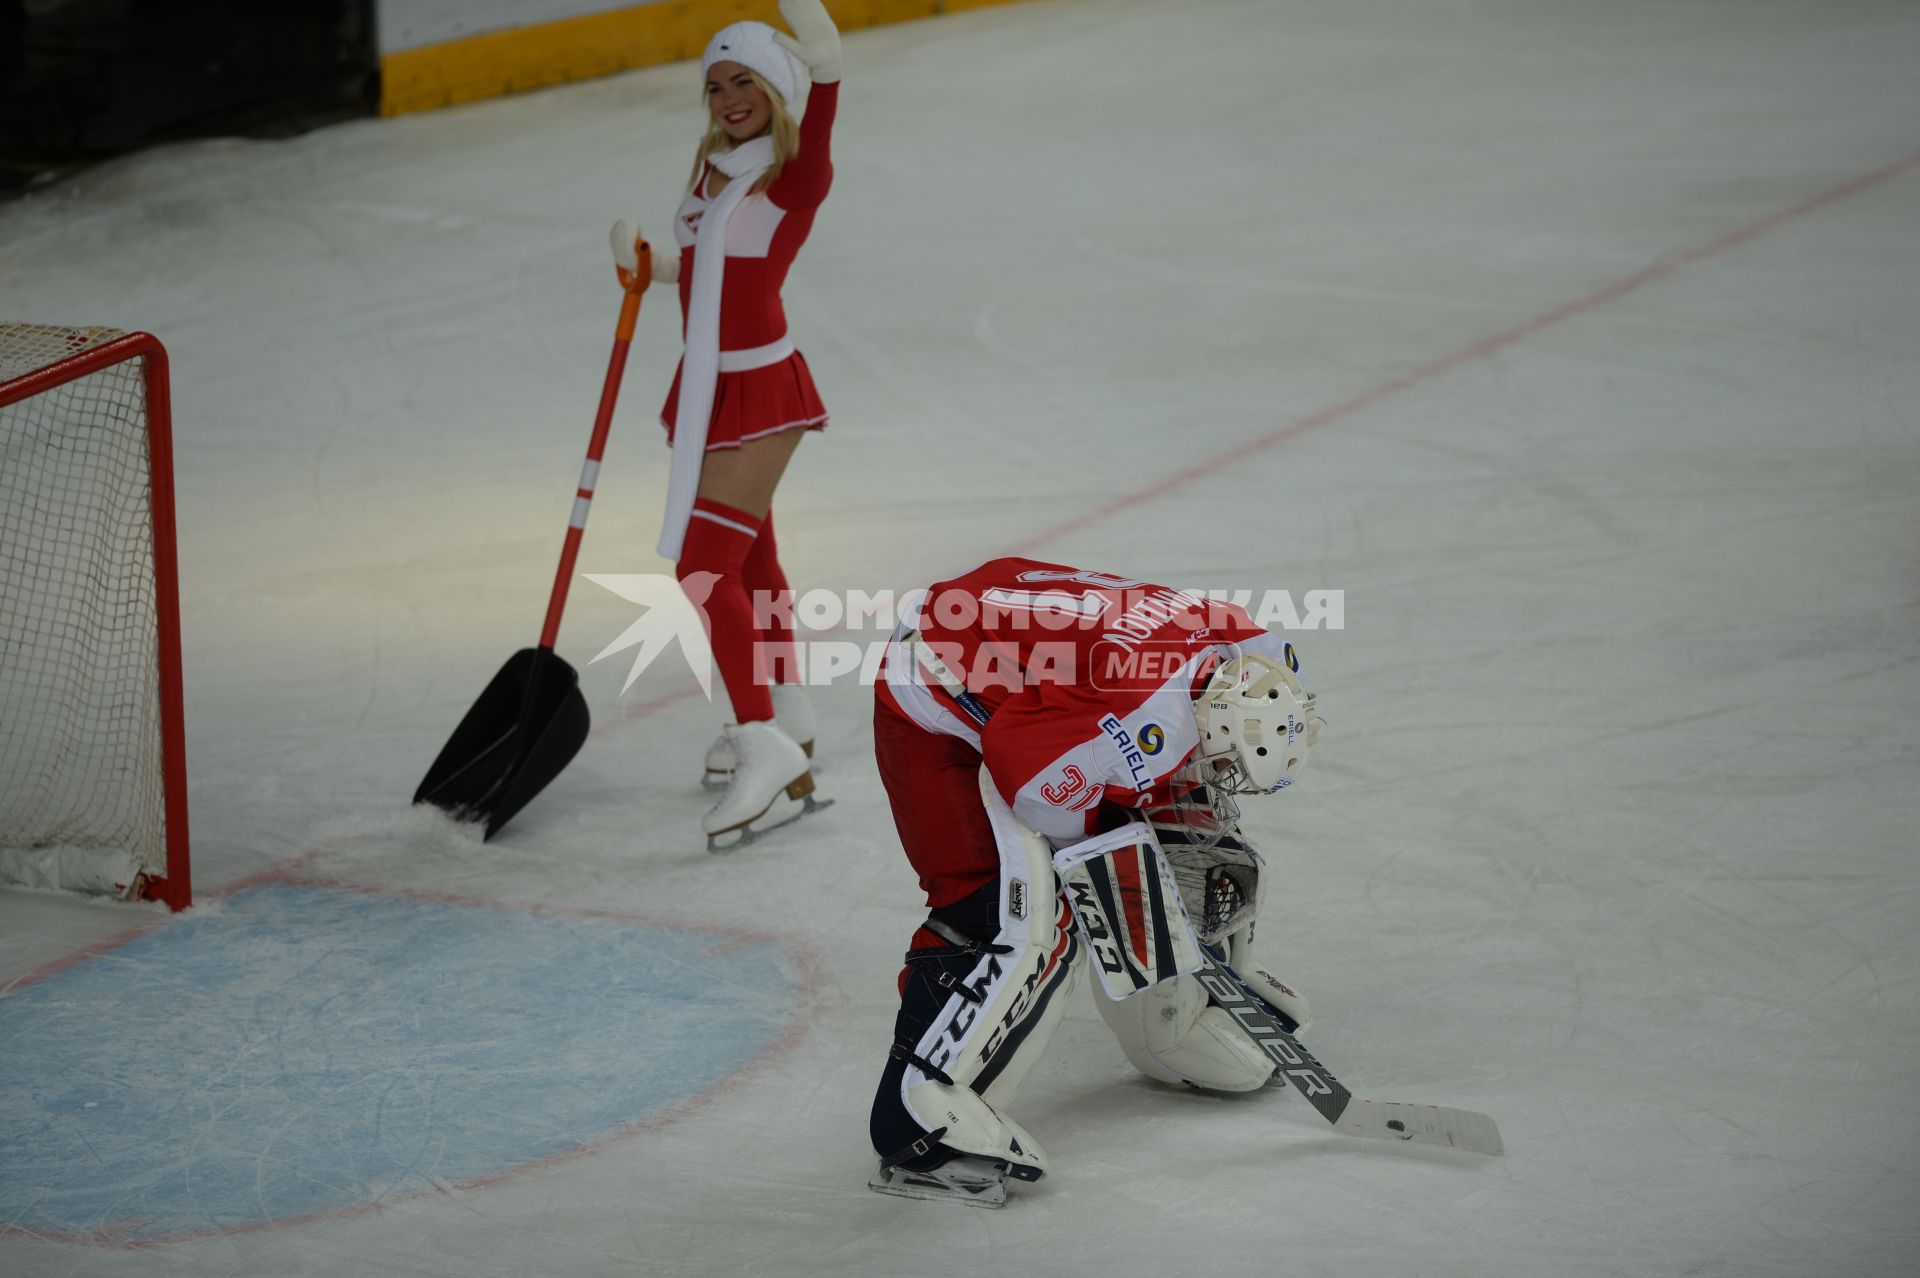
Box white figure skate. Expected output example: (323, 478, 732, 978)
(702, 684, 817, 789)
(703, 719, 830, 851)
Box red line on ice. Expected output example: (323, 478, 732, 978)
(1011, 144, 1920, 555)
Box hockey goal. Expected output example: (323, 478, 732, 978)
(0, 325, 191, 910)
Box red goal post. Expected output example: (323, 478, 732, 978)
(0, 325, 191, 910)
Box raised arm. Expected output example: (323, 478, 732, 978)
(769, 82, 837, 210)
(768, 0, 840, 210)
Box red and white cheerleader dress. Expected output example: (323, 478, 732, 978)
(661, 80, 837, 451)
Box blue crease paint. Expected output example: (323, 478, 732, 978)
(0, 884, 798, 1242)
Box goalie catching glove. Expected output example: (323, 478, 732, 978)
(1147, 785, 1312, 1035)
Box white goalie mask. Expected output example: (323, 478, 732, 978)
(1192, 651, 1321, 795)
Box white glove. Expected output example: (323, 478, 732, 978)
(773, 0, 842, 85)
(610, 219, 679, 284)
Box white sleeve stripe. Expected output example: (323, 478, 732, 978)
(882, 636, 984, 750)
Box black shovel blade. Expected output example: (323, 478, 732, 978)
(414, 646, 590, 839)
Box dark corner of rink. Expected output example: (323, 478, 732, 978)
(0, 0, 378, 198)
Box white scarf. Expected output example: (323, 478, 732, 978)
(657, 136, 775, 561)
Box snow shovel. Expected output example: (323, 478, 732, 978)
(414, 231, 654, 838)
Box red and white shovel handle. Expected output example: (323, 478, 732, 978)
(538, 236, 653, 650)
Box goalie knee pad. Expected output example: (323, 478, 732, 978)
(1089, 969, 1271, 1093)
(1090, 911, 1313, 1092)
(870, 774, 1081, 1180)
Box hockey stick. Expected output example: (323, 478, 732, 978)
(1199, 946, 1504, 1156)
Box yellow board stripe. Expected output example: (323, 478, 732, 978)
(380, 0, 1039, 117)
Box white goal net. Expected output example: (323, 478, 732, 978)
(1, 323, 191, 908)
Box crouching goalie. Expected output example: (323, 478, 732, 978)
(867, 558, 1322, 1206)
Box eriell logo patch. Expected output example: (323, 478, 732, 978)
(1098, 714, 1153, 787)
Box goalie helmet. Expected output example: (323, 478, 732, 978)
(1192, 650, 1321, 795)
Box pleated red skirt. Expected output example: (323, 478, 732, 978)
(660, 350, 830, 451)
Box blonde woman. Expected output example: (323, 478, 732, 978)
(616, 0, 840, 847)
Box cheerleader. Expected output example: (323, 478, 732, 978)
(616, 0, 840, 846)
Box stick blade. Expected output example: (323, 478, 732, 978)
(1336, 1099, 1504, 1156)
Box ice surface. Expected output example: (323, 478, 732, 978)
(3, 1, 1918, 1274)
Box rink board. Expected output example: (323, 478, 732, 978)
(379, 0, 1037, 116)
(0, 883, 800, 1244)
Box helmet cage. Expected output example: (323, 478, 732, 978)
(1146, 768, 1246, 858)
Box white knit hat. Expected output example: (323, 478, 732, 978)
(702, 21, 805, 106)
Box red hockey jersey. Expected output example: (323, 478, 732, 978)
(878, 558, 1298, 842)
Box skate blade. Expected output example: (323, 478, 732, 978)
(706, 789, 834, 853)
(867, 1165, 1007, 1209)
